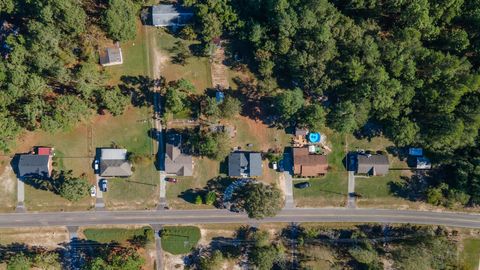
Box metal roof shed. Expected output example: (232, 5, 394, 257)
(151, 5, 193, 27)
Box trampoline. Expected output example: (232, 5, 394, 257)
(308, 132, 321, 143)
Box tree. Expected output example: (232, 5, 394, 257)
(199, 250, 224, 270)
(249, 245, 283, 270)
(328, 101, 358, 133)
(7, 253, 30, 270)
(100, 86, 130, 116)
(237, 182, 283, 219)
(219, 96, 241, 119)
(349, 247, 382, 269)
(180, 25, 197, 40)
(172, 40, 192, 65)
(165, 86, 187, 113)
(104, 0, 138, 41)
(275, 88, 304, 121)
(59, 177, 90, 202)
(195, 194, 203, 204)
(204, 191, 216, 205)
(202, 96, 220, 118)
(299, 104, 326, 131)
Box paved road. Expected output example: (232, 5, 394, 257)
(1, 208, 480, 228)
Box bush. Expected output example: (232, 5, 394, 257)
(195, 195, 203, 205)
(205, 191, 216, 205)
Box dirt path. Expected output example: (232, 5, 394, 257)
(211, 45, 229, 89)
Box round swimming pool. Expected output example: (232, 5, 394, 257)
(308, 132, 321, 143)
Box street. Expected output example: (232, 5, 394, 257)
(0, 208, 480, 229)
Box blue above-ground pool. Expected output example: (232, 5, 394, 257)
(308, 132, 321, 143)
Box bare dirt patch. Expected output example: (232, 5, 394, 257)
(0, 227, 69, 248)
(211, 46, 229, 89)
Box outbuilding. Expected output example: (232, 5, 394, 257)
(151, 5, 193, 27)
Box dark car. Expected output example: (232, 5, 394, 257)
(100, 179, 108, 192)
(295, 182, 311, 189)
(165, 177, 177, 183)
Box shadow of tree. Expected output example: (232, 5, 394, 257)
(388, 175, 428, 202)
(119, 75, 166, 108)
(178, 176, 234, 206)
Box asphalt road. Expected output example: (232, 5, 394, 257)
(1, 208, 480, 229)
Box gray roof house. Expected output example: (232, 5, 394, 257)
(228, 152, 262, 177)
(151, 5, 193, 27)
(356, 154, 390, 176)
(165, 134, 193, 176)
(99, 148, 132, 177)
(100, 47, 123, 67)
(18, 155, 52, 178)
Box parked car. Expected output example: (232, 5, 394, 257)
(272, 161, 278, 170)
(295, 182, 311, 189)
(94, 160, 99, 171)
(165, 177, 177, 183)
(100, 179, 108, 192)
(90, 185, 97, 197)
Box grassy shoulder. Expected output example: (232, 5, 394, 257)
(161, 226, 201, 255)
(83, 226, 154, 244)
(462, 238, 480, 270)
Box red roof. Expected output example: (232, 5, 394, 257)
(37, 147, 52, 156)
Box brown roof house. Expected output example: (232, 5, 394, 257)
(165, 133, 193, 176)
(99, 149, 133, 177)
(356, 154, 390, 176)
(293, 147, 328, 177)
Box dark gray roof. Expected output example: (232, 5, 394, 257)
(100, 149, 132, 177)
(151, 5, 193, 26)
(18, 155, 50, 178)
(228, 152, 262, 177)
(356, 154, 389, 175)
(164, 134, 193, 176)
(100, 160, 132, 177)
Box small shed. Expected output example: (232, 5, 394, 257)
(409, 148, 423, 157)
(216, 91, 225, 103)
(100, 47, 123, 67)
(151, 5, 194, 27)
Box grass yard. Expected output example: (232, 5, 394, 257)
(0, 227, 69, 248)
(166, 158, 221, 209)
(161, 226, 201, 255)
(0, 160, 17, 212)
(154, 28, 212, 92)
(462, 238, 480, 270)
(93, 107, 158, 210)
(230, 116, 290, 153)
(83, 226, 154, 244)
(293, 172, 348, 207)
(105, 21, 151, 85)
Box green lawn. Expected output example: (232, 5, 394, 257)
(105, 21, 151, 85)
(24, 186, 93, 212)
(462, 238, 480, 270)
(154, 28, 212, 92)
(166, 158, 221, 209)
(83, 226, 154, 244)
(160, 226, 201, 255)
(293, 173, 347, 207)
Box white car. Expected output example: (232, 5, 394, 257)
(90, 185, 97, 197)
(94, 160, 99, 171)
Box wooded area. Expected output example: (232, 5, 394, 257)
(0, 0, 142, 151)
